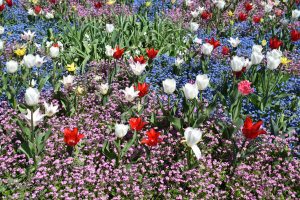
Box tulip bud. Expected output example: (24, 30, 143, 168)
(99, 83, 109, 95)
(190, 22, 199, 32)
(162, 79, 176, 94)
(25, 87, 40, 106)
(182, 83, 198, 100)
(49, 46, 59, 58)
(230, 56, 245, 72)
(6, 60, 18, 73)
(201, 43, 214, 55)
(115, 124, 129, 138)
(196, 74, 210, 90)
(292, 9, 300, 19)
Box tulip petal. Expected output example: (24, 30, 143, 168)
(191, 145, 201, 159)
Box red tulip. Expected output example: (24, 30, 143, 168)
(252, 16, 261, 23)
(233, 67, 246, 78)
(141, 128, 162, 146)
(242, 116, 266, 139)
(129, 117, 147, 131)
(269, 37, 282, 49)
(146, 48, 159, 59)
(290, 29, 300, 42)
(0, 4, 5, 11)
(113, 46, 124, 59)
(222, 46, 230, 55)
(244, 2, 253, 12)
(206, 37, 220, 49)
(134, 82, 149, 97)
(34, 5, 42, 15)
(64, 127, 84, 146)
(6, 0, 12, 7)
(238, 12, 248, 21)
(134, 55, 147, 64)
(201, 11, 211, 20)
(52, 43, 59, 47)
(94, 2, 102, 9)
(49, 0, 56, 3)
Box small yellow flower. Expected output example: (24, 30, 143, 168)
(280, 57, 292, 65)
(30, 0, 39, 4)
(76, 86, 84, 95)
(66, 62, 76, 72)
(171, 0, 176, 4)
(228, 10, 234, 17)
(14, 48, 26, 57)
(145, 1, 152, 7)
(230, 20, 234, 25)
(260, 18, 264, 23)
(72, 5, 77, 11)
(261, 39, 267, 46)
(106, 0, 116, 5)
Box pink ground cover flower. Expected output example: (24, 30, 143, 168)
(238, 80, 254, 95)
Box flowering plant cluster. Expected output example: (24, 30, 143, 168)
(0, 0, 299, 199)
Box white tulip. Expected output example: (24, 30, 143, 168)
(201, 43, 214, 55)
(196, 74, 210, 90)
(252, 45, 263, 53)
(197, 6, 205, 14)
(49, 46, 59, 58)
(213, 0, 225, 9)
(130, 62, 147, 76)
(0, 26, 4, 34)
(162, 79, 176, 94)
(99, 83, 109, 95)
(21, 30, 35, 41)
(44, 102, 59, 117)
(25, 87, 40, 106)
(251, 51, 264, 65)
(115, 124, 129, 138)
(193, 37, 202, 44)
(22, 54, 36, 68)
(105, 45, 116, 57)
(45, 12, 54, 19)
(6, 60, 18, 73)
(35, 55, 46, 67)
(264, 4, 273, 12)
(244, 58, 252, 70)
(191, 10, 199, 18)
(122, 85, 139, 102)
(266, 50, 282, 70)
(175, 57, 184, 66)
(27, 8, 35, 16)
(292, 9, 300, 19)
(60, 75, 75, 89)
(184, 127, 202, 159)
(190, 22, 199, 32)
(24, 108, 45, 127)
(185, 0, 193, 6)
(230, 56, 245, 72)
(183, 83, 198, 100)
(267, 49, 282, 59)
(106, 24, 115, 33)
(228, 37, 240, 48)
(29, 79, 36, 87)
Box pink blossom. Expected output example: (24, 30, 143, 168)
(238, 80, 254, 95)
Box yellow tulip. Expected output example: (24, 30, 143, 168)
(261, 40, 267, 46)
(145, 1, 152, 7)
(230, 20, 234, 25)
(31, 0, 39, 4)
(66, 62, 76, 72)
(280, 57, 292, 65)
(107, 0, 116, 5)
(228, 10, 234, 17)
(76, 86, 84, 95)
(171, 0, 176, 4)
(14, 48, 26, 57)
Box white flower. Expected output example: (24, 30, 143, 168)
(228, 37, 240, 48)
(105, 45, 116, 57)
(230, 56, 245, 72)
(27, 8, 35, 16)
(115, 124, 129, 138)
(46, 41, 53, 48)
(213, 0, 225, 9)
(190, 22, 199, 32)
(193, 37, 202, 44)
(29, 79, 36, 87)
(201, 43, 214, 55)
(191, 10, 199, 18)
(44, 102, 59, 117)
(49, 46, 59, 58)
(24, 108, 45, 127)
(175, 57, 184, 66)
(244, 58, 252, 70)
(6, 60, 18, 73)
(266, 50, 282, 70)
(99, 83, 109, 95)
(162, 79, 176, 94)
(25, 87, 40, 106)
(22, 54, 36, 68)
(292, 9, 300, 19)
(197, 6, 205, 14)
(0, 40, 4, 51)
(130, 62, 147, 76)
(185, 0, 193, 6)
(106, 24, 114, 33)
(182, 83, 198, 100)
(264, 4, 273, 13)
(122, 85, 139, 102)
(252, 45, 263, 53)
(21, 30, 35, 41)
(196, 74, 210, 90)
(0, 26, 4, 34)
(45, 12, 54, 19)
(251, 51, 264, 65)
(60, 75, 75, 89)
(184, 127, 202, 159)
(35, 55, 46, 67)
